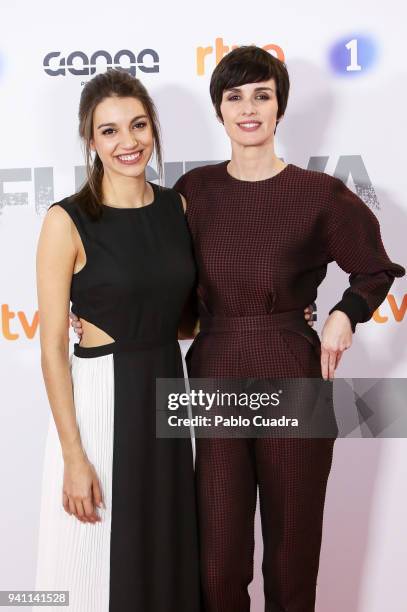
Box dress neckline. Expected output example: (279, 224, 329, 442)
(101, 181, 158, 211)
(222, 160, 292, 184)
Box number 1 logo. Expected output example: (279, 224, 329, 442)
(329, 34, 377, 76)
(345, 39, 362, 72)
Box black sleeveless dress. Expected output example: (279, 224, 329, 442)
(35, 182, 201, 612)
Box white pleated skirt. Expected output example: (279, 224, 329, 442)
(35, 353, 114, 611)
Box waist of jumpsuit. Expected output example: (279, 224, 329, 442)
(73, 334, 178, 358)
(199, 309, 306, 334)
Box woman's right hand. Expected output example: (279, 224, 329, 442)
(304, 304, 314, 326)
(63, 455, 104, 523)
(69, 311, 83, 338)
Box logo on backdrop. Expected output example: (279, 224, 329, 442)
(196, 38, 285, 75)
(329, 35, 378, 76)
(0, 155, 381, 216)
(196, 35, 378, 78)
(43, 49, 160, 77)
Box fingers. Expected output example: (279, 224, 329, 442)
(83, 496, 100, 523)
(321, 343, 348, 380)
(63, 493, 100, 524)
(68, 311, 83, 337)
(68, 496, 76, 516)
(328, 350, 336, 380)
(304, 305, 314, 327)
(62, 478, 104, 523)
(321, 347, 338, 381)
(75, 499, 85, 520)
(73, 324, 83, 338)
(63, 492, 70, 514)
(71, 322, 83, 337)
(92, 477, 105, 512)
(74, 498, 94, 524)
(74, 499, 86, 522)
(321, 347, 328, 380)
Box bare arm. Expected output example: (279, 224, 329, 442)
(36, 205, 102, 522)
(37, 206, 82, 458)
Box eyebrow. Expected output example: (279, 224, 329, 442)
(224, 86, 275, 94)
(97, 115, 148, 129)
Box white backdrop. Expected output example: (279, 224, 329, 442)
(0, 1, 406, 610)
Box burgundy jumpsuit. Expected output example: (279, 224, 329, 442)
(174, 161, 405, 612)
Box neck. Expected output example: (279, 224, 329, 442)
(228, 141, 286, 181)
(101, 172, 153, 208)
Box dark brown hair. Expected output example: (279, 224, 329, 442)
(209, 46, 290, 128)
(75, 68, 163, 218)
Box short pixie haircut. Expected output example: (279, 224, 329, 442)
(209, 45, 290, 125)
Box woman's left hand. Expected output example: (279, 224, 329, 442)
(320, 310, 353, 380)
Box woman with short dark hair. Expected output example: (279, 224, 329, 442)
(210, 44, 290, 133)
(174, 45, 405, 611)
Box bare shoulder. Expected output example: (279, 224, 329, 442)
(39, 204, 73, 241)
(44, 201, 71, 222)
(37, 202, 77, 261)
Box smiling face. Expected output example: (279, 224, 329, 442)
(219, 79, 281, 148)
(90, 95, 154, 179)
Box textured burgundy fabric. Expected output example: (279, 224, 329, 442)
(174, 162, 405, 611)
(195, 437, 334, 612)
(175, 162, 404, 334)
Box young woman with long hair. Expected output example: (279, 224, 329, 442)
(35, 69, 201, 612)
